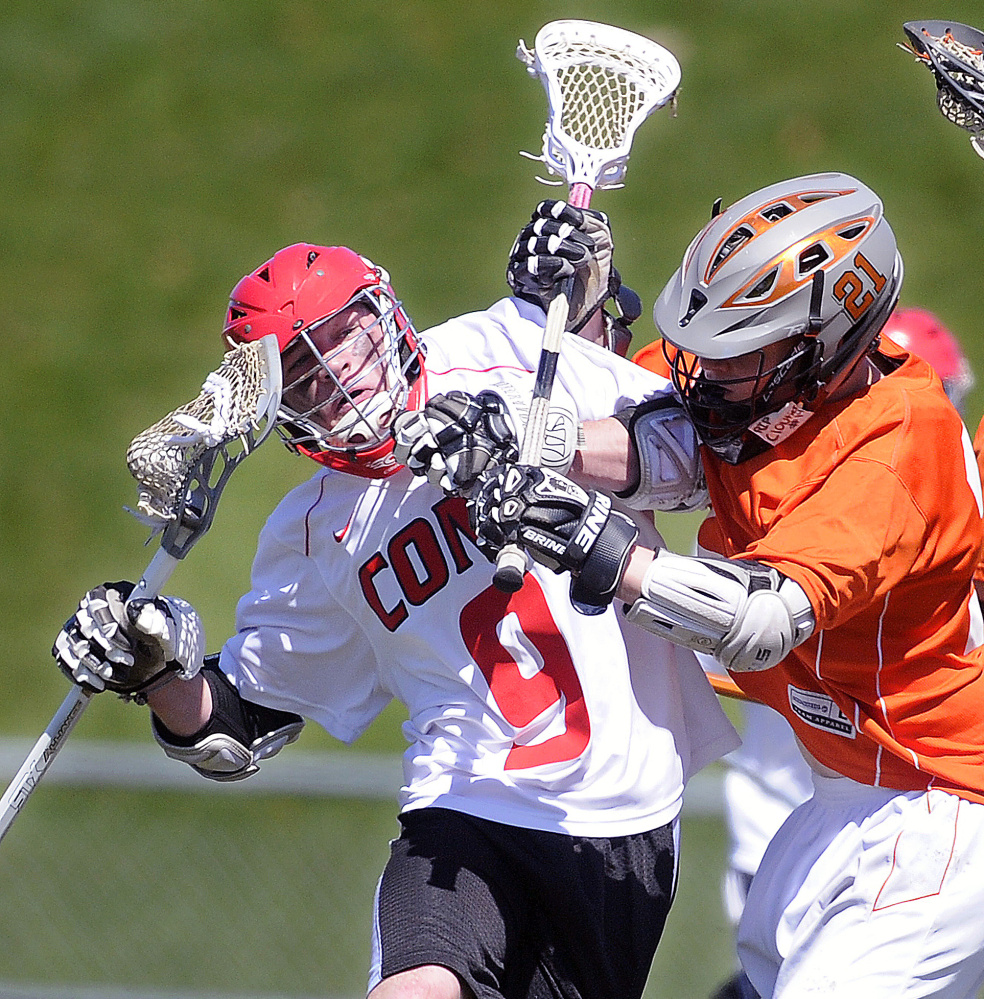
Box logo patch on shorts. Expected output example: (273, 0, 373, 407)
(787, 685, 855, 738)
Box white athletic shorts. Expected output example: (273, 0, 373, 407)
(737, 772, 984, 999)
(721, 701, 815, 926)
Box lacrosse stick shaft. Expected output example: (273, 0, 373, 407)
(0, 552, 177, 845)
(493, 21, 679, 593)
(707, 672, 755, 703)
(0, 686, 92, 843)
(493, 184, 594, 592)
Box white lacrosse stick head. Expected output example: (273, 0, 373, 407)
(518, 20, 681, 192)
(126, 333, 282, 535)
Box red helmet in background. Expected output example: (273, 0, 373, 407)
(224, 243, 424, 478)
(883, 307, 975, 415)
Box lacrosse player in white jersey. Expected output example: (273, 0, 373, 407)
(53, 205, 738, 999)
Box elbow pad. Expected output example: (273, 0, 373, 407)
(151, 657, 304, 781)
(623, 550, 815, 672)
(612, 398, 709, 512)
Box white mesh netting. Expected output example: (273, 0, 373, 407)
(555, 62, 649, 150)
(537, 31, 677, 151)
(126, 339, 272, 524)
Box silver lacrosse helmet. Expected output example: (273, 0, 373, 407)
(653, 172, 903, 464)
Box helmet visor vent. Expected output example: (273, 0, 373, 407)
(760, 202, 794, 222)
(680, 288, 708, 325)
(837, 222, 868, 241)
(738, 266, 780, 303)
(797, 242, 831, 275)
(800, 191, 837, 204)
(711, 225, 755, 274)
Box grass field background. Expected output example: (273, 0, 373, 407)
(3, 1, 984, 995)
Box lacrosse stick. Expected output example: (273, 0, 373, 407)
(707, 672, 755, 703)
(0, 335, 282, 844)
(493, 19, 681, 592)
(899, 20, 984, 159)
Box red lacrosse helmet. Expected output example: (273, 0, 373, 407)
(224, 243, 424, 478)
(882, 307, 974, 414)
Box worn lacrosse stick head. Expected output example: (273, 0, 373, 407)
(900, 20, 984, 158)
(125, 333, 282, 559)
(517, 19, 681, 198)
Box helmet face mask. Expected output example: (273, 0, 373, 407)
(223, 243, 423, 478)
(279, 292, 410, 453)
(654, 173, 903, 463)
(665, 336, 822, 463)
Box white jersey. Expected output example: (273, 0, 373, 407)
(219, 297, 738, 836)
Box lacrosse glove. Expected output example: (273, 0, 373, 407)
(53, 581, 205, 700)
(392, 388, 581, 496)
(392, 390, 521, 495)
(469, 464, 639, 614)
(506, 199, 641, 342)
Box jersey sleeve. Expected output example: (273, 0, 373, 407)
(559, 330, 675, 419)
(219, 512, 392, 743)
(423, 296, 674, 421)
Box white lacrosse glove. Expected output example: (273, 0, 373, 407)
(507, 199, 640, 337)
(53, 581, 205, 700)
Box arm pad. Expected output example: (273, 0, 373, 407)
(612, 398, 709, 512)
(151, 657, 304, 781)
(623, 550, 815, 672)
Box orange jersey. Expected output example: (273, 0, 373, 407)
(632, 339, 672, 379)
(637, 338, 984, 802)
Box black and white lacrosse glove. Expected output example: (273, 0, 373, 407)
(507, 199, 641, 342)
(392, 390, 519, 495)
(392, 388, 578, 496)
(52, 581, 204, 701)
(469, 464, 639, 615)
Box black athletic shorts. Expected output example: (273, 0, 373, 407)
(372, 806, 677, 999)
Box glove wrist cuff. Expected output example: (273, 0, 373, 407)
(571, 512, 639, 614)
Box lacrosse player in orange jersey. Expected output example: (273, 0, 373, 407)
(633, 303, 979, 999)
(455, 172, 984, 998)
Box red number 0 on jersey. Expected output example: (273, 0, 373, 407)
(460, 576, 590, 770)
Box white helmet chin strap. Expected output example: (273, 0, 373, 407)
(329, 389, 396, 446)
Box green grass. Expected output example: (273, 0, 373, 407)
(5, 0, 984, 739)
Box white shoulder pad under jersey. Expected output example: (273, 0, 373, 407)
(221, 298, 738, 837)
